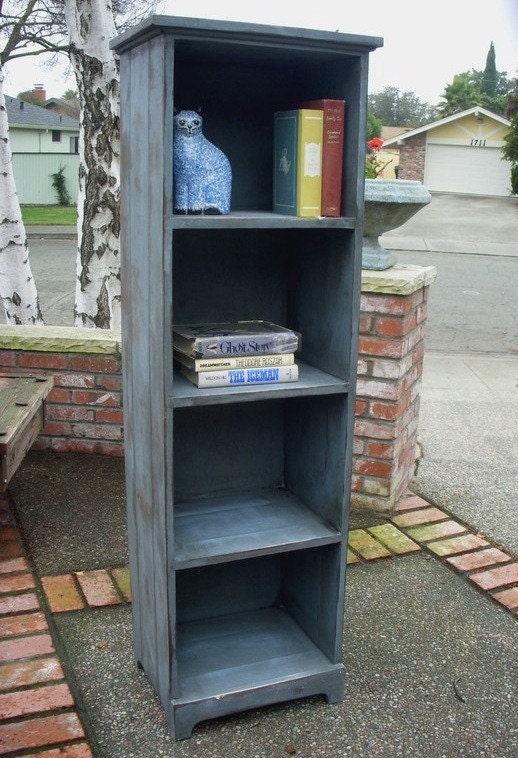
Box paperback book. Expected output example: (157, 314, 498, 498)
(174, 351, 296, 372)
(181, 364, 299, 388)
(173, 320, 300, 359)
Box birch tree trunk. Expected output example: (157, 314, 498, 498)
(0, 65, 43, 325)
(63, 0, 121, 329)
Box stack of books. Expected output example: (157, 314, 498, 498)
(173, 320, 301, 388)
(273, 99, 345, 218)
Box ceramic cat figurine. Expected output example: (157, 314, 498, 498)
(173, 109, 232, 214)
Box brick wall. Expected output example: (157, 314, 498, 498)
(0, 263, 436, 514)
(398, 134, 427, 181)
(0, 328, 123, 457)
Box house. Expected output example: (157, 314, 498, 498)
(376, 126, 411, 179)
(382, 107, 511, 197)
(5, 94, 80, 205)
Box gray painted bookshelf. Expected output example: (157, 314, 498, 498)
(112, 15, 382, 740)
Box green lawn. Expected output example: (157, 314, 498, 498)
(21, 205, 77, 226)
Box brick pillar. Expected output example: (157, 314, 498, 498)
(352, 264, 437, 514)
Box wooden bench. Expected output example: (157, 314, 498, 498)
(0, 375, 53, 492)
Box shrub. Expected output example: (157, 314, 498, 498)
(50, 165, 72, 205)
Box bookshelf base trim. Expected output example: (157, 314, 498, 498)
(169, 606, 345, 739)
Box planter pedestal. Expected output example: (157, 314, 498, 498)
(362, 179, 432, 270)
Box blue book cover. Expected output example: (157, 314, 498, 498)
(273, 110, 298, 215)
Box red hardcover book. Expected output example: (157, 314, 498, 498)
(299, 99, 345, 216)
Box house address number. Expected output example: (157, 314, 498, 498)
(470, 139, 487, 146)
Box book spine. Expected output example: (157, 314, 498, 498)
(296, 109, 323, 217)
(190, 364, 299, 388)
(273, 111, 298, 215)
(300, 100, 345, 217)
(183, 354, 296, 372)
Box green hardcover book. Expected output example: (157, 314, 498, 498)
(273, 109, 323, 217)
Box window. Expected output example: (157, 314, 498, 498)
(69, 136, 79, 154)
(52, 130, 61, 142)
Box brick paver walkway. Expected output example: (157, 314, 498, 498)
(0, 489, 516, 755)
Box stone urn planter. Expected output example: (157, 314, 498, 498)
(362, 179, 432, 270)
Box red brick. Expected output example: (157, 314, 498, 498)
(392, 507, 448, 528)
(45, 438, 99, 455)
(24, 745, 93, 758)
(42, 420, 73, 437)
(0, 682, 74, 720)
(52, 373, 96, 389)
(358, 336, 405, 359)
(0, 541, 23, 560)
(0, 527, 18, 542)
(0, 352, 17, 367)
(365, 441, 395, 459)
(406, 520, 467, 542)
(95, 408, 124, 424)
(356, 378, 402, 401)
(354, 418, 396, 440)
(0, 592, 39, 616)
(375, 313, 417, 337)
(446, 548, 512, 573)
(75, 570, 120, 607)
(72, 423, 122, 441)
(355, 399, 368, 416)
(96, 375, 122, 391)
(69, 355, 121, 373)
(0, 573, 35, 595)
(0, 557, 29, 575)
(0, 656, 63, 690)
(41, 575, 84, 613)
(361, 292, 420, 316)
(0, 633, 54, 662)
(71, 389, 119, 406)
(46, 406, 94, 422)
(353, 458, 394, 478)
(47, 387, 71, 403)
(469, 562, 518, 591)
(426, 534, 490, 556)
(394, 493, 431, 511)
(17, 353, 67, 370)
(370, 399, 408, 421)
(491, 587, 518, 610)
(0, 612, 48, 638)
(0, 712, 84, 753)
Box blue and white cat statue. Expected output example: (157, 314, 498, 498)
(173, 109, 232, 215)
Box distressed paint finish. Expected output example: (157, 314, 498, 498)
(0, 66, 43, 326)
(63, 0, 121, 329)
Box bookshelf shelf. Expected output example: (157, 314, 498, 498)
(172, 360, 349, 407)
(174, 488, 341, 569)
(169, 212, 357, 230)
(113, 13, 382, 741)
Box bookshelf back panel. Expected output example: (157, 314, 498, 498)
(173, 229, 355, 379)
(173, 395, 348, 527)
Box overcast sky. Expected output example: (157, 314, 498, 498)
(3, 0, 517, 105)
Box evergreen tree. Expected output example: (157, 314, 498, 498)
(481, 42, 498, 97)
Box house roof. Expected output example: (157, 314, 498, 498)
(45, 97, 81, 120)
(5, 95, 79, 130)
(382, 106, 510, 147)
(381, 125, 411, 141)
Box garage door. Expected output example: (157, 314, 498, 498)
(424, 143, 511, 196)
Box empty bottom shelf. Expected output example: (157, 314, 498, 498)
(171, 606, 344, 739)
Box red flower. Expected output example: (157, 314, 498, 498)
(367, 137, 384, 150)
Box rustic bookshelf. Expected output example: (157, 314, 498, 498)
(111, 15, 382, 740)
